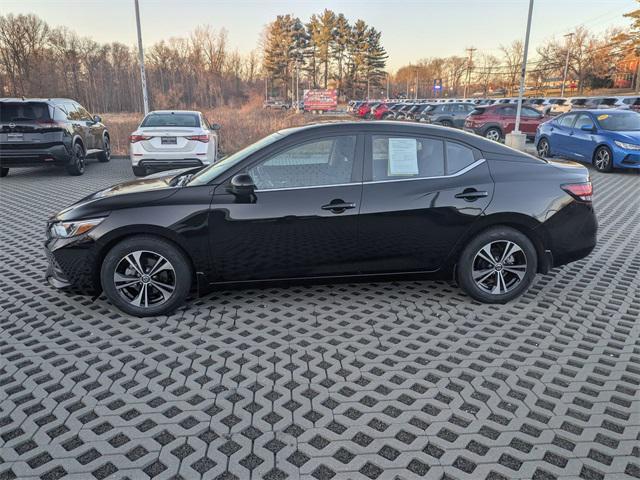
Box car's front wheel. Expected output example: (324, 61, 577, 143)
(101, 236, 192, 317)
(0, 167, 8, 178)
(97, 136, 111, 162)
(440, 119, 453, 128)
(457, 226, 537, 303)
(537, 137, 550, 158)
(593, 145, 613, 173)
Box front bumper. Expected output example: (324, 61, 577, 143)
(612, 146, 640, 168)
(0, 144, 70, 168)
(44, 233, 100, 294)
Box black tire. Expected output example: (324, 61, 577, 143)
(97, 136, 111, 162)
(440, 119, 453, 128)
(537, 137, 550, 158)
(593, 145, 613, 173)
(484, 127, 502, 142)
(281, 106, 287, 111)
(0, 167, 8, 178)
(65, 143, 86, 176)
(457, 226, 537, 304)
(100, 235, 192, 317)
(132, 166, 147, 177)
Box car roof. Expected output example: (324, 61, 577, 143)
(147, 110, 202, 115)
(0, 97, 76, 104)
(276, 121, 533, 157)
(569, 109, 631, 114)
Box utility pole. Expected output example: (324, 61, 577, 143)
(295, 59, 300, 112)
(635, 46, 640, 93)
(514, 0, 534, 134)
(386, 73, 390, 99)
(560, 33, 574, 98)
(415, 69, 419, 99)
(134, 0, 149, 114)
(463, 47, 476, 99)
(264, 77, 268, 101)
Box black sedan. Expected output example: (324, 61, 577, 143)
(45, 122, 597, 316)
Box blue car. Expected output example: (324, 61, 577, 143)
(535, 109, 640, 172)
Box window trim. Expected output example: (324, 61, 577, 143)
(363, 158, 486, 185)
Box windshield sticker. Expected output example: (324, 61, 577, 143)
(388, 138, 418, 175)
(597, 114, 609, 121)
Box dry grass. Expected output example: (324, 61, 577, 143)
(100, 97, 351, 156)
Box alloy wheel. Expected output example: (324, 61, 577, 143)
(594, 148, 611, 171)
(485, 129, 501, 142)
(472, 240, 528, 295)
(537, 139, 549, 157)
(104, 138, 111, 159)
(113, 250, 176, 308)
(75, 145, 85, 173)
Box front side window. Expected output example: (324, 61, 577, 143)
(371, 136, 445, 180)
(522, 107, 541, 118)
(75, 104, 93, 121)
(248, 136, 357, 190)
(574, 114, 594, 130)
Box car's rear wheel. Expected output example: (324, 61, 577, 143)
(132, 166, 146, 177)
(0, 167, 8, 178)
(593, 145, 613, 172)
(97, 136, 111, 162)
(457, 226, 537, 303)
(537, 137, 550, 157)
(66, 143, 86, 176)
(101, 236, 192, 317)
(484, 127, 502, 142)
(440, 120, 453, 128)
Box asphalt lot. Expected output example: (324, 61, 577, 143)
(0, 158, 639, 480)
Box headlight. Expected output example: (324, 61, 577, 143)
(50, 218, 105, 238)
(614, 140, 640, 150)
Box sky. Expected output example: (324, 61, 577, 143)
(3, 0, 635, 71)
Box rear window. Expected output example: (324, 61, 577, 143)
(572, 99, 587, 105)
(0, 102, 51, 122)
(601, 98, 617, 106)
(141, 113, 200, 128)
(469, 107, 486, 115)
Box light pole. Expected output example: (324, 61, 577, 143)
(463, 47, 476, 99)
(134, 0, 149, 115)
(506, 0, 534, 150)
(386, 72, 390, 99)
(560, 32, 574, 98)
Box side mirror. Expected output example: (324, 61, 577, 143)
(228, 173, 255, 196)
(210, 123, 221, 131)
(93, 115, 102, 123)
(580, 124, 595, 132)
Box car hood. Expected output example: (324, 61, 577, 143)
(609, 131, 640, 143)
(52, 171, 188, 222)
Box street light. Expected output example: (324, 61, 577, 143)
(560, 32, 574, 98)
(134, 0, 149, 115)
(506, 0, 534, 150)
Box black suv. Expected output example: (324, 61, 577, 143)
(0, 98, 110, 177)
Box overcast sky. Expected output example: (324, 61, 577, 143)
(4, 0, 635, 70)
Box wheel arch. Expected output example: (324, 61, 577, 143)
(94, 226, 199, 292)
(481, 123, 504, 136)
(449, 213, 552, 277)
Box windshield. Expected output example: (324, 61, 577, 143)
(141, 113, 200, 128)
(596, 111, 640, 131)
(189, 132, 283, 186)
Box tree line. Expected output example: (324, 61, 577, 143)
(0, 13, 260, 112)
(262, 10, 388, 100)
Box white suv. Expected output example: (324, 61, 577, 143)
(129, 110, 220, 177)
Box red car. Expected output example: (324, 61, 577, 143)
(464, 104, 549, 142)
(371, 103, 394, 120)
(356, 102, 380, 119)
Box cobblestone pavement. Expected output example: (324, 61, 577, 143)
(1, 159, 639, 480)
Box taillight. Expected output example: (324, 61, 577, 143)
(186, 134, 209, 143)
(562, 182, 592, 202)
(36, 119, 64, 128)
(129, 134, 151, 143)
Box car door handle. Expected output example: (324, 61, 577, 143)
(321, 200, 356, 213)
(455, 189, 488, 201)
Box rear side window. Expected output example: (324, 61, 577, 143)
(446, 142, 476, 174)
(574, 114, 594, 130)
(0, 102, 51, 122)
(371, 136, 445, 180)
(141, 113, 200, 128)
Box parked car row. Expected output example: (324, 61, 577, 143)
(351, 100, 550, 142)
(0, 98, 222, 178)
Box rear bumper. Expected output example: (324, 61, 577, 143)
(136, 158, 206, 174)
(0, 144, 70, 168)
(543, 201, 598, 268)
